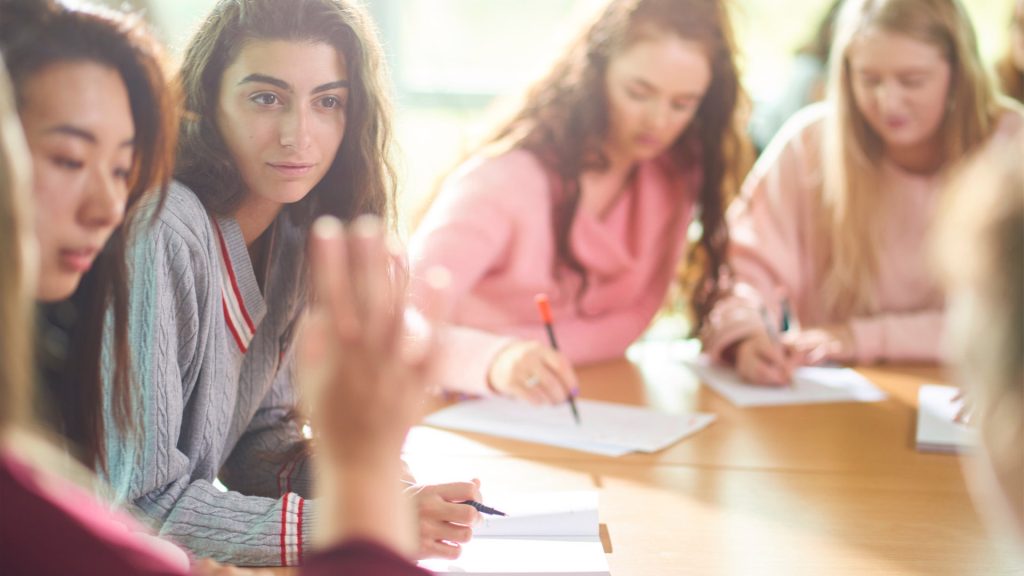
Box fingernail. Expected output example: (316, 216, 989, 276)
(312, 215, 343, 239)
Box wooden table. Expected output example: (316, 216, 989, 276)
(399, 355, 1024, 575)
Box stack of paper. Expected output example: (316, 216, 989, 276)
(423, 397, 715, 456)
(418, 491, 609, 576)
(916, 384, 976, 453)
(685, 357, 886, 407)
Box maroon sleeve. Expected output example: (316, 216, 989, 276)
(301, 540, 429, 576)
(0, 456, 187, 576)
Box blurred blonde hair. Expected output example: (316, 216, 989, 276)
(0, 57, 33, 437)
(935, 132, 1024, 531)
(821, 0, 999, 319)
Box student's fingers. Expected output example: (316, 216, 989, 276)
(350, 215, 397, 351)
(737, 342, 788, 387)
(533, 362, 570, 404)
(538, 347, 579, 398)
(429, 481, 484, 506)
(508, 377, 550, 405)
(420, 517, 474, 544)
(419, 539, 463, 560)
(421, 498, 479, 529)
(310, 217, 358, 339)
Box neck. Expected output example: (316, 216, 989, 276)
(234, 195, 283, 248)
(884, 136, 944, 175)
(580, 148, 638, 218)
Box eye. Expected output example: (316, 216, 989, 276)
(249, 92, 281, 107)
(858, 74, 881, 88)
(670, 100, 695, 113)
(113, 166, 131, 181)
(625, 87, 648, 101)
(900, 76, 926, 88)
(52, 155, 83, 171)
(317, 95, 344, 109)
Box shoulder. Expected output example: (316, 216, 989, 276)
(990, 100, 1024, 140)
(769, 102, 827, 159)
(748, 102, 827, 185)
(128, 181, 219, 288)
(137, 181, 216, 255)
(442, 148, 552, 208)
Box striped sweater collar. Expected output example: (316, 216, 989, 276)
(212, 216, 268, 353)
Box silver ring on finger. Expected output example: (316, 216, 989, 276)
(523, 374, 541, 389)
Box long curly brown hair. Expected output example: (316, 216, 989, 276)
(174, 0, 396, 228)
(419, 0, 749, 331)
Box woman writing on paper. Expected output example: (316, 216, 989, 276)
(410, 0, 749, 404)
(701, 0, 1023, 386)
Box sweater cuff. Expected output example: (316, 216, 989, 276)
(436, 325, 514, 396)
(849, 317, 883, 364)
(280, 492, 310, 566)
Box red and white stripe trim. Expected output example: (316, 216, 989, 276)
(280, 492, 305, 566)
(276, 451, 305, 496)
(212, 220, 256, 353)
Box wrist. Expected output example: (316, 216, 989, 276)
(315, 458, 415, 557)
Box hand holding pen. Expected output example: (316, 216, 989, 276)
(734, 303, 794, 387)
(535, 294, 581, 425)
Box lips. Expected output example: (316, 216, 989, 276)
(634, 134, 662, 148)
(59, 247, 99, 273)
(884, 117, 909, 130)
(267, 162, 315, 178)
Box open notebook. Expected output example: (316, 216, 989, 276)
(916, 384, 976, 453)
(685, 356, 886, 407)
(418, 491, 609, 576)
(424, 397, 715, 456)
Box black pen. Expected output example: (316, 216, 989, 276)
(535, 293, 581, 425)
(461, 500, 507, 516)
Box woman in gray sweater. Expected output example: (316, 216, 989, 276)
(105, 0, 480, 567)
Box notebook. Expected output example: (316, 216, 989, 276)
(916, 384, 976, 453)
(423, 397, 716, 456)
(418, 491, 609, 576)
(685, 356, 886, 407)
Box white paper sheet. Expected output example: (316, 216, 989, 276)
(418, 491, 609, 576)
(685, 357, 886, 407)
(423, 397, 716, 456)
(916, 384, 976, 453)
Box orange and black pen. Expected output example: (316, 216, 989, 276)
(534, 293, 581, 425)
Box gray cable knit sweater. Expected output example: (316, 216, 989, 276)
(103, 181, 317, 566)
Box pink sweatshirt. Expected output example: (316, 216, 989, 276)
(410, 149, 700, 393)
(702, 103, 1024, 364)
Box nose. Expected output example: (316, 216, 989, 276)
(874, 81, 904, 115)
(643, 100, 671, 133)
(80, 169, 126, 231)
(280, 103, 312, 151)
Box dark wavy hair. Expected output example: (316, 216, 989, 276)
(996, 2, 1023, 103)
(418, 0, 748, 331)
(0, 0, 178, 471)
(174, 0, 396, 228)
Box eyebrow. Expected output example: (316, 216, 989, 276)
(46, 124, 133, 148)
(238, 73, 351, 94)
(629, 77, 702, 99)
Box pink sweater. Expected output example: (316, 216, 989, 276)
(410, 149, 700, 393)
(702, 103, 1024, 364)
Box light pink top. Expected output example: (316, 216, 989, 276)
(702, 103, 1024, 364)
(410, 148, 700, 393)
